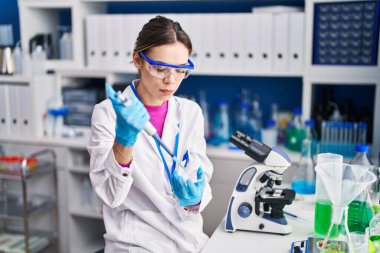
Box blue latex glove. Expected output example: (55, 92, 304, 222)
(171, 167, 206, 207)
(106, 84, 149, 147)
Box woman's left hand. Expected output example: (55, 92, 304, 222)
(171, 167, 205, 206)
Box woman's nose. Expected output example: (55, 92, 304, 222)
(164, 72, 176, 84)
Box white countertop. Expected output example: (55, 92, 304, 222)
(202, 200, 315, 253)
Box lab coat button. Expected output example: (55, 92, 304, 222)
(122, 173, 129, 177)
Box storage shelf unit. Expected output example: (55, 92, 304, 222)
(0, 149, 58, 253)
(6, 0, 380, 252)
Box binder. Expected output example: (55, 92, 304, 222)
(8, 85, 21, 136)
(108, 15, 124, 70)
(85, 15, 100, 69)
(245, 14, 260, 72)
(201, 14, 217, 73)
(0, 84, 10, 136)
(257, 13, 274, 72)
(273, 13, 289, 72)
(18, 85, 32, 137)
(123, 14, 137, 72)
(288, 12, 305, 72)
(98, 15, 108, 70)
(230, 13, 246, 73)
(215, 14, 231, 74)
(187, 14, 203, 73)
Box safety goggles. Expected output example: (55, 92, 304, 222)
(139, 51, 194, 80)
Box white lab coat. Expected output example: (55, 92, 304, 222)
(88, 81, 213, 253)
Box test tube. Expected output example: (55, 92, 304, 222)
(348, 122, 353, 144)
(358, 122, 367, 144)
(353, 122, 358, 144)
(321, 121, 326, 143)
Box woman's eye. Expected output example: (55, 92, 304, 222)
(155, 67, 166, 72)
(176, 69, 186, 74)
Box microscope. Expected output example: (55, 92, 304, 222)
(225, 131, 296, 235)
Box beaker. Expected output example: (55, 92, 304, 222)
(315, 162, 376, 253)
(314, 153, 343, 238)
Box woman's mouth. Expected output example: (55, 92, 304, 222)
(160, 89, 174, 95)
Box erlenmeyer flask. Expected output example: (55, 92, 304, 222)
(315, 162, 376, 253)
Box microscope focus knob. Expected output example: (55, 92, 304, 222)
(238, 203, 252, 218)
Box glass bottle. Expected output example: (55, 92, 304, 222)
(348, 144, 375, 233)
(291, 138, 316, 194)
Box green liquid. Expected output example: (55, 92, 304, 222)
(314, 200, 340, 238)
(369, 235, 380, 253)
(347, 200, 374, 233)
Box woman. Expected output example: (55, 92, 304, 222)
(88, 15, 213, 253)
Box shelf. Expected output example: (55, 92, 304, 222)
(0, 229, 57, 253)
(0, 75, 32, 83)
(0, 135, 89, 149)
(58, 67, 303, 78)
(70, 206, 103, 220)
(0, 195, 55, 221)
(73, 239, 104, 253)
(206, 145, 301, 163)
(0, 161, 55, 181)
(69, 166, 90, 174)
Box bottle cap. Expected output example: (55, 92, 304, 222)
(267, 119, 276, 127)
(355, 144, 369, 153)
(305, 119, 315, 127)
(293, 108, 302, 116)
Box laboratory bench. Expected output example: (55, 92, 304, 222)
(202, 200, 315, 253)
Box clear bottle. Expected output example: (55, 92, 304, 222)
(286, 108, 305, 152)
(199, 90, 211, 140)
(348, 144, 375, 233)
(261, 119, 277, 148)
(12, 41, 23, 75)
(291, 138, 316, 195)
(304, 119, 318, 160)
(214, 100, 230, 144)
(249, 97, 262, 141)
(31, 45, 46, 75)
(59, 27, 73, 60)
(236, 102, 250, 136)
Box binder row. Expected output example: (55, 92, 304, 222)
(0, 84, 32, 137)
(85, 12, 305, 74)
(0, 81, 54, 138)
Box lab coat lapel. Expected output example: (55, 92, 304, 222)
(160, 97, 181, 168)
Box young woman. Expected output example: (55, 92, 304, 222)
(88, 16, 213, 252)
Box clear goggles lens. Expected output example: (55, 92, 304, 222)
(145, 63, 191, 79)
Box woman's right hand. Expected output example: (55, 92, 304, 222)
(107, 86, 150, 147)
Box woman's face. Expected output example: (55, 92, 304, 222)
(134, 42, 190, 106)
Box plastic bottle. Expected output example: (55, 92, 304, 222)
(31, 45, 46, 75)
(261, 119, 277, 148)
(213, 100, 230, 144)
(236, 102, 250, 136)
(249, 97, 262, 141)
(59, 28, 73, 60)
(348, 144, 375, 233)
(199, 90, 211, 140)
(12, 41, 23, 75)
(286, 108, 305, 152)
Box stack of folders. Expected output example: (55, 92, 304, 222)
(0, 81, 55, 138)
(0, 84, 33, 137)
(85, 12, 305, 75)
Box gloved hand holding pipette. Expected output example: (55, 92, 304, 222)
(106, 84, 149, 147)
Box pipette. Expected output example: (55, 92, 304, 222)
(106, 84, 188, 175)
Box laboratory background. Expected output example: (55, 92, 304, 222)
(0, 0, 379, 252)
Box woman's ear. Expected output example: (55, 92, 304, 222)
(133, 52, 142, 70)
